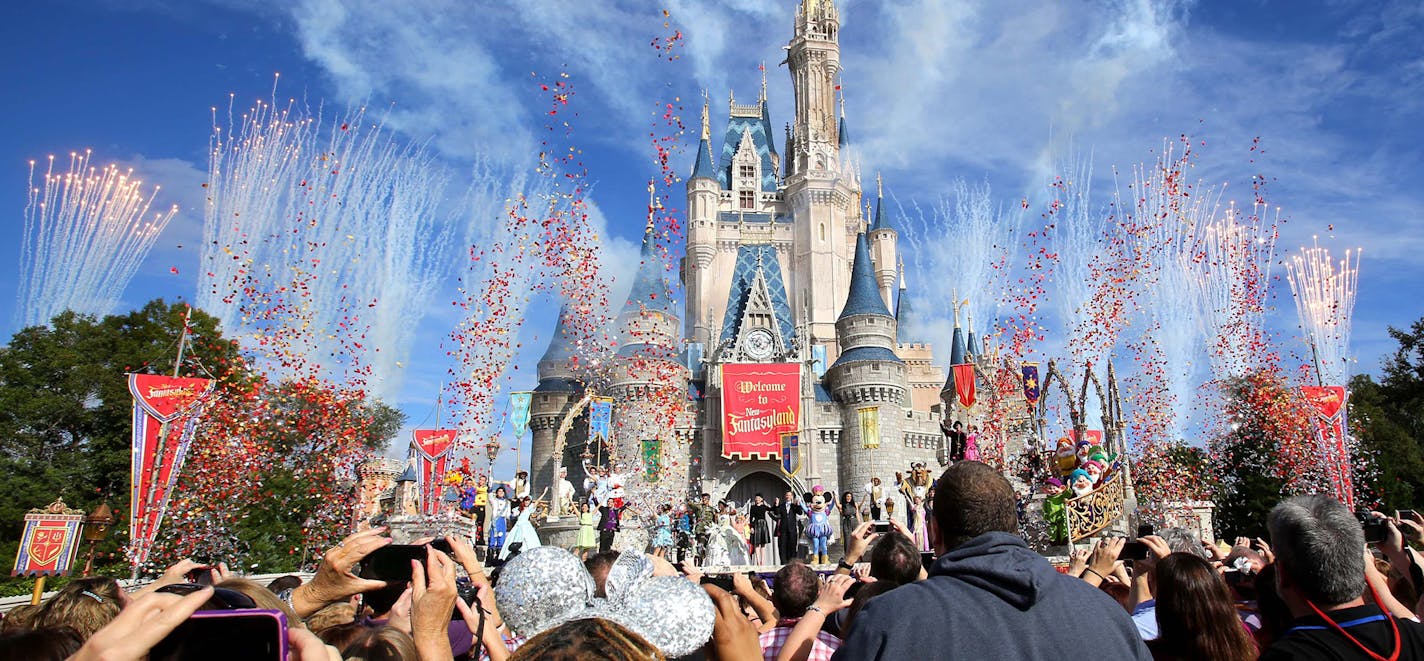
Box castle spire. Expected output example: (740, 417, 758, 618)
(690, 92, 716, 180)
(760, 62, 768, 103)
(701, 91, 710, 141)
(838, 232, 892, 320)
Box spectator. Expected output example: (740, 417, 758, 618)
(834, 461, 1150, 660)
(585, 550, 621, 598)
(0, 625, 83, 661)
(510, 617, 663, 661)
(266, 574, 303, 594)
(761, 560, 841, 660)
(1261, 494, 1424, 659)
(866, 530, 922, 586)
(340, 625, 420, 660)
(1147, 553, 1256, 660)
(33, 577, 124, 639)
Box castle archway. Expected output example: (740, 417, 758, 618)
(724, 471, 791, 507)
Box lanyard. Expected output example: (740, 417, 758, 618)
(1303, 583, 1401, 661)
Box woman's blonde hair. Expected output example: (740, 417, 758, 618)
(34, 578, 123, 639)
(216, 577, 300, 624)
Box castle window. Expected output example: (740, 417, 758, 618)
(739, 164, 755, 180)
(819, 223, 826, 241)
(739, 190, 755, 209)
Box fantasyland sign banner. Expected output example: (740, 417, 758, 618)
(413, 429, 458, 516)
(128, 374, 214, 569)
(1301, 385, 1353, 509)
(720, 363, 800, 460)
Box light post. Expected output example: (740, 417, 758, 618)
(486, 440, 501, 476)
(81, 502, 114, 577)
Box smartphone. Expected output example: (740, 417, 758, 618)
(1136, 524, 1155, 539)
(1399, 510, 1417, 520)
(920, 552, 935, 572)
(871, 521, 892, 534)
(1119, 541, 1149, 561)
(358, 544, 430, 582)
(185, 567, 215, 586)
(151, 609, 287, 661)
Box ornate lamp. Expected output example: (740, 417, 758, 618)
(81, 502, 114, 577)
(485, 439, 501, 466)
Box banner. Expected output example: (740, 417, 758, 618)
(720, 363, 800, 460)
(1302, 385, 1352, 509)
(12, 499, 85, 577)
(128, 373, 213, 569)
(641, 439, 661, 482)
(1021, 364, 1041, 411)
(589, 397, 614, 444)
(952, 363, 977, 409)
(509, 392, 533, 438)
(859, 407, 880, 449)
(413, 429, 458, 516)
(780, 433, 801, 476)
(1072, 429, 1105, 448)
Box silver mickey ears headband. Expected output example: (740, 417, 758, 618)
(494, 546, 714, 657)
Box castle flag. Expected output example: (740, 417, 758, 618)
(859, 407, 880, 449)
(509, 392, 533, 438)
(589, 397, 614, 444)
(1021, 364, 1041, 411)
(952, 364, 977, 409)
(780, 433, 801, 476)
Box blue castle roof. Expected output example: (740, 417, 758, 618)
(719, 245, 795, 346)
(838, 232, 892, 320)
(830, 345, 903, 369)
(621, 224, 678, 318)
(539, 304, 577, 365)
(717, 105, 779, 192)
(691, 135, 717, 180)
(942, 325, 969, 394)
(838, 115, 850, 149)
(895, 283, 918, 343)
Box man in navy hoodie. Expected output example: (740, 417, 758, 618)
(833, 461, 1151, 660)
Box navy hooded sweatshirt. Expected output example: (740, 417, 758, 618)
(832, 532, 1151, 660)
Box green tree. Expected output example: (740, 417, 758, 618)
(1351, 318, 1424, 510)
(1209, 371, 1317, 539)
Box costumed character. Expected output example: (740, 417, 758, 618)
(864, 477, 885, 520)
(896, 462, 932, 503)
(1082, 460, 1105, 486)
(674, 505, 694, 563)
(1042, 481, 1069, 545)
(688, 493, 718, 564)
(942, 420, 967, 462)
(488, 485, 511, 558)
(1075, 441, 1092, 466)
(1054, 437, 1078, 478)
(839, 491, 860, 545)
(459, 475, 490, 547)
(1069, 468, 1094, 497)
(964, 424, 982, 462)
(651, 504, 674, 558)
(575, 501, 597, 559)
(748, 494, 776, 565)
(501, 496, 544, 560)
(771, 490, 804, 563)
(556, 467, 577, 517)
(804, 488, 836, 564)
(908, 496, 931, 552)
(715, 502, 751, 566)
(597, 485, 626, 554)
(703, 501, 731, 566)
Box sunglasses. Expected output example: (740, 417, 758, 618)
(156, 583, 258, 610)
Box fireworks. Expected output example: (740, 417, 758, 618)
(200, 94, 452, 397)
(1196, 200, 1280, 380)
(18, 150, 178, 327)
(1285, 240, 1361, 386)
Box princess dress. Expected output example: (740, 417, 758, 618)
(704, 517, 731, 566)
(909, 502, 931, 552)
(964, 432, 981, 462)
(576, 510, 597, 550)
(501, 504, 543, 560)
(721, 516, 751, 566)
(653, 513, 674, 550)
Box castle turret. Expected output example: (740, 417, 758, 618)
(685, 100, 720, 348)
(528, 305, 583, 502)
(939, 320, 970, 409)
(827, 231, 907, 498)
(867, 174, 898, 309)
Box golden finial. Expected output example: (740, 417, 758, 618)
(700, 90, 710, 141)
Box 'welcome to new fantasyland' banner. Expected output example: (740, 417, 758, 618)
(721, 363, 799, 460)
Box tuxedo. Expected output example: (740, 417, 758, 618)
(770, 500, 805, 561)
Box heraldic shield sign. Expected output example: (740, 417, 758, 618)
(780, 433, 801, 477)
(12, 499, 85, 577)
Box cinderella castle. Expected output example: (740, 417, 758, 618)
(524, 0, 1000, 506)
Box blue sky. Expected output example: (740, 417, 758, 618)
(2, 0, 1422, 457)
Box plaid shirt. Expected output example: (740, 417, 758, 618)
(759, 619, 841, 661)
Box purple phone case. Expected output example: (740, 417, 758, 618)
(181, 609, 288, 660)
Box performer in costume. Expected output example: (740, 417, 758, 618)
(908, 496, 931, 552)
(556, 467, 577, 516)
(839, 491, 860, 546)
(964, 424, 982, 462)
(748, 494, 775, 565)
(770, 490, 804, 564)
(575, 500, 598, 559)
(487, 485, 510, 559)
(459, 475, 489, 547)
(804, 488, 836, 565)
(651, 503, 674, 558)
(942, 420, 968, 462)
(500, 496, 543, 560)
(1054, 437, 1078, 479)
(597, 488, 625, 555)
(865, 477, 885, 520)
(722, 504, 750, 566)
(674, 504, 694, 563)
(688, 493, 718, 564)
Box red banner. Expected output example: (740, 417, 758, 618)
(952, 363, 977, 409)
(129, 374, 213, 569)
(1072, 429, 1105, 447)
(12, 501, 85, 577)
(1302, 386, 1352, 508)
(413, 430, 458, 516)
(721, 363, 800, 460)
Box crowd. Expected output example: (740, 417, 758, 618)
(4, 460, 1424, 659)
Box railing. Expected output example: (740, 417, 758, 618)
(1065, 473, 1126, 542)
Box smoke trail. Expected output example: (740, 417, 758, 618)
(17, 150, 178, 327)
(201, 96, 453, 397)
